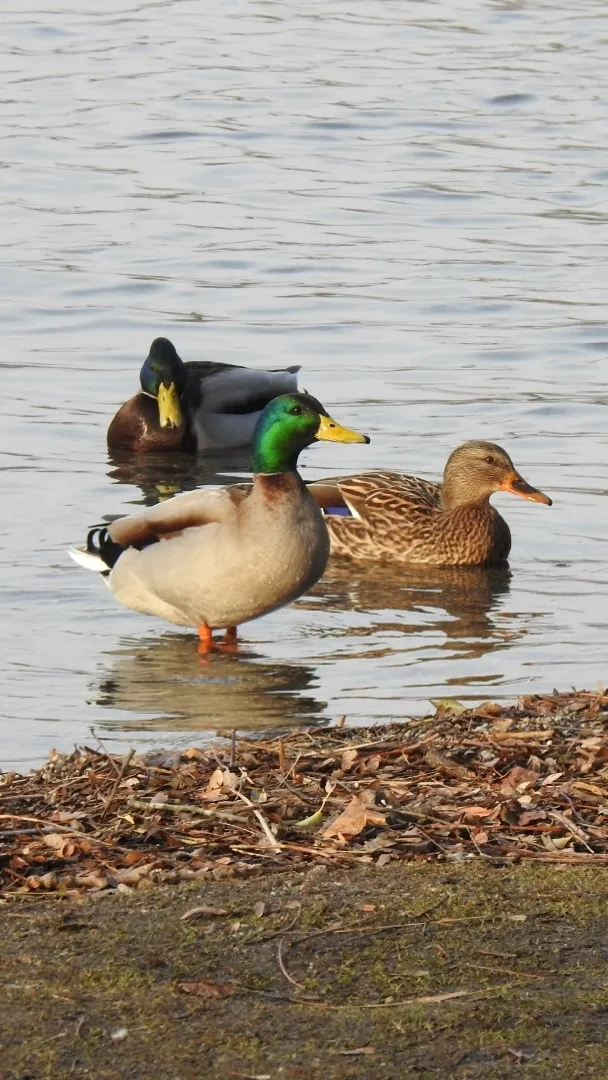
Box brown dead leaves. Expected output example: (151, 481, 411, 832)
(323, 792, 385, 841)
(3, 689, 608, 897)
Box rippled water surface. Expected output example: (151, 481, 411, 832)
(2, 0, 608, 767)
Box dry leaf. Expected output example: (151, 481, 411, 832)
(340, 749, 358, 772)
(121, 850, 149, 867)
(542, 834, 573, 851)
(518, 810, 547, 826)
(492, 717, 514, 732)
(461, 806, 493, 823)
(203, 768, 224, 796)
(322, 795, 385, 840)
(499, 766, 540, 796)
(580, 736, 604, 750)
(177, 980, 237, 999)
(42, 833, 75, 858)
(541, 772, 564, 787)
(471, 829, 489, 845)
(253, 901, 266, 918)
(571, 780, 607, 796)
(425, 749, 474, 780)
(75, 871, 108, 890)
(26, 871, 58, 890)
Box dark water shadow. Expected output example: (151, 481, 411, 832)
(303, 561, 517, 661)
(91, 632, 327, 734)
(106, 447, 254, 506)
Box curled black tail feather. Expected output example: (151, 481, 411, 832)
(86, 523, 160, 571)
(86, 526, 125, 570)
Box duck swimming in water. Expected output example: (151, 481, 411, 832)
(307, 440, 551, 567)
(107, 337, 300, 453)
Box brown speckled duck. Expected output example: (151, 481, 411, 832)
(107, 337, 300, 453)
(307, 440, 551, 567)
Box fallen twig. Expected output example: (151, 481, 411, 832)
(277, 938, 305, 990)
(100, 749, 135, 822)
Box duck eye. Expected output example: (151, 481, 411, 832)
(291, 405, 302, 416)
(484, 455, 496, 465)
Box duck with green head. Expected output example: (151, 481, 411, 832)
(72, 392, 369, 650)
(107, 337, 301, 453)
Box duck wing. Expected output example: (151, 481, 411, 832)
(69, 487, 250, 574)
(185, 362, 300, 415)
(108, 487, 248, 549)
(308, 471, 442, 562)
(185, 363, 300, 451)
(308, 471, 441, 519)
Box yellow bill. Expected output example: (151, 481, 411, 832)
(157, 382, 183, 429)
(316, 413, 370, 444)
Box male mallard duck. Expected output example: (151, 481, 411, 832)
(71, 392, 369, 651)
(107, 337, 300, 453)
(307, 440, 551, 567)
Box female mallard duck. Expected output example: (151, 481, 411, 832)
(307, 440, 551, 567)
(71, 392, 369, 651)
(107, 337, 300, 453)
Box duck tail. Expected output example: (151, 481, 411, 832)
(68, 525, 126, 573)
(68, 546, 107, 572)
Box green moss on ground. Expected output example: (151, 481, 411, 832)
(2, 861, 608, 1079)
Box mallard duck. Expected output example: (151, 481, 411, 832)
(107, 337, 300, 453)
(307, 440, 551, 567)
(71, 392, 369, 651)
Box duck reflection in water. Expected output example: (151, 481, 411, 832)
(301, 561, 515, 662)
(106, 447, 254, 507)
(92, 632, 327, 734)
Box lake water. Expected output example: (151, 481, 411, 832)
(2, 0, 608, 768)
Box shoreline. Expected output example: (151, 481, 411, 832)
(3, 687, 608, 900)
(3, 688, 608, 1078)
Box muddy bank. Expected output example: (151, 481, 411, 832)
(3, 860, 608, 1079)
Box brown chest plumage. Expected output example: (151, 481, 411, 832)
(107, 394, 194, 452)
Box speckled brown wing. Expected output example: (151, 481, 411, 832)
(310, 470, 510, 566)
(319, 471, 441, 563)
(335, 471, 441, 515)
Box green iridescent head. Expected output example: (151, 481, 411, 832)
(252, 392, 369, 474)
(139, 338, 188, 429)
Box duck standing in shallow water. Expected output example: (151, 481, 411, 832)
(72, 393, 369, 651)
(308, 440, 551, 567)
(107, 337, 300, 453)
